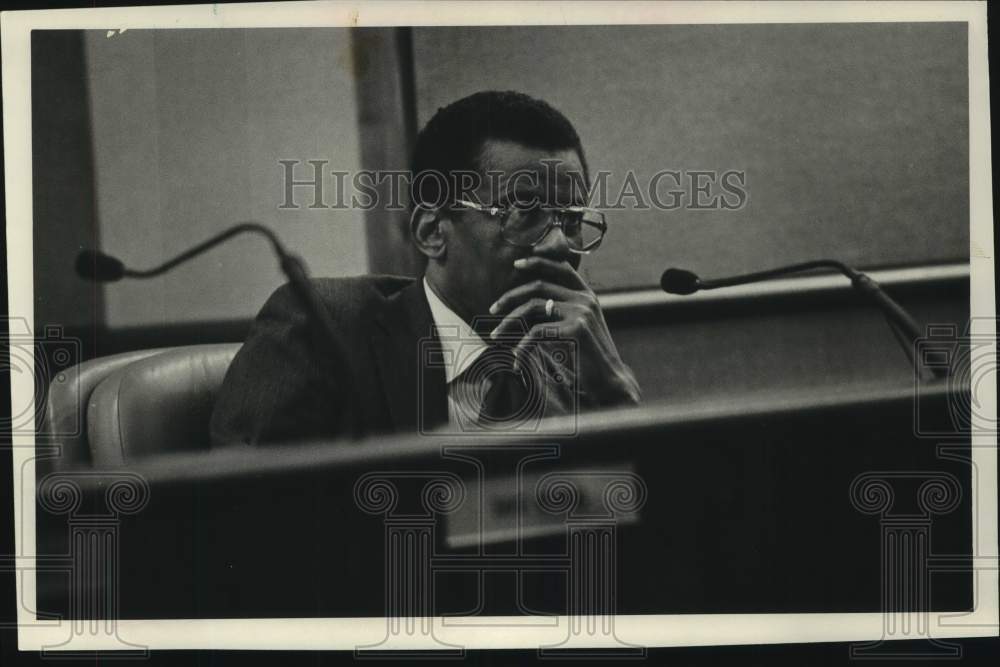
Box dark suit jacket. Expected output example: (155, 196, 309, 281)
(210, 275, 449, 446)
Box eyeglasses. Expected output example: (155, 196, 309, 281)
(453, 199, 607, 254)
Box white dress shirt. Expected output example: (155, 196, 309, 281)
(423, 277, 490, 425)
(423, 278, 577, 433)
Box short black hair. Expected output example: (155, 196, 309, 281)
(410, 90, 589, 209)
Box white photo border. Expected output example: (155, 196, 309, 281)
(3, 0, 995, 652)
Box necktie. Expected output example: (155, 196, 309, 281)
(469, 344, 534, 428)
(457, 317, 549, 431)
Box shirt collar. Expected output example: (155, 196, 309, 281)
(423, 277, 488, 385)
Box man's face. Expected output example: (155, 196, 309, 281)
(439, 138, 588, 320)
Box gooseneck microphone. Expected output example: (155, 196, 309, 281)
(660, 259, 946, 379)
(77, 223, 363, 438)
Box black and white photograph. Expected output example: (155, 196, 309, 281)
(1, 0, 996, 661)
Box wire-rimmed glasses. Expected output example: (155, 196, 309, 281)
(454, 199, 607, 254)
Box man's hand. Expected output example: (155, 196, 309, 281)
(488, 256, 642, 407)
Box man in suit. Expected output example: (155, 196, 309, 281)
(210, 91, 641, 446)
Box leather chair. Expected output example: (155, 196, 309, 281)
(42, 344, 240, 469)
(41, 348, 170, 471)
(87, 344, 240, 466)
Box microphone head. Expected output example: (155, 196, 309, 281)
(660, 268, 702, 295)
(75, 250, 125, 282)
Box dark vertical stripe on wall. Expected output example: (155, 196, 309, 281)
(30, 31, 104, 442)
(31, 31, 103, 351)
(351, 27, 425, 277)
(395, 27, 419, 151)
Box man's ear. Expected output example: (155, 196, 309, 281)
(410, 207, 448, 260)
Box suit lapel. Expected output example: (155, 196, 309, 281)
(372, 279, 449, 432)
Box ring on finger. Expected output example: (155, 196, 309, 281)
(544, 298, 555, 318)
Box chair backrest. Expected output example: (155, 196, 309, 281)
(41, 348, 171, 471)
(85, 343, 241, 466)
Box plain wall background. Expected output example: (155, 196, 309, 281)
(413, 23, 969, 291)
(29, 25, 970, 400)
(83, 29, 369, 328)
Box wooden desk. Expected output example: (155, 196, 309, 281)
(36, 382, 973, 619)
